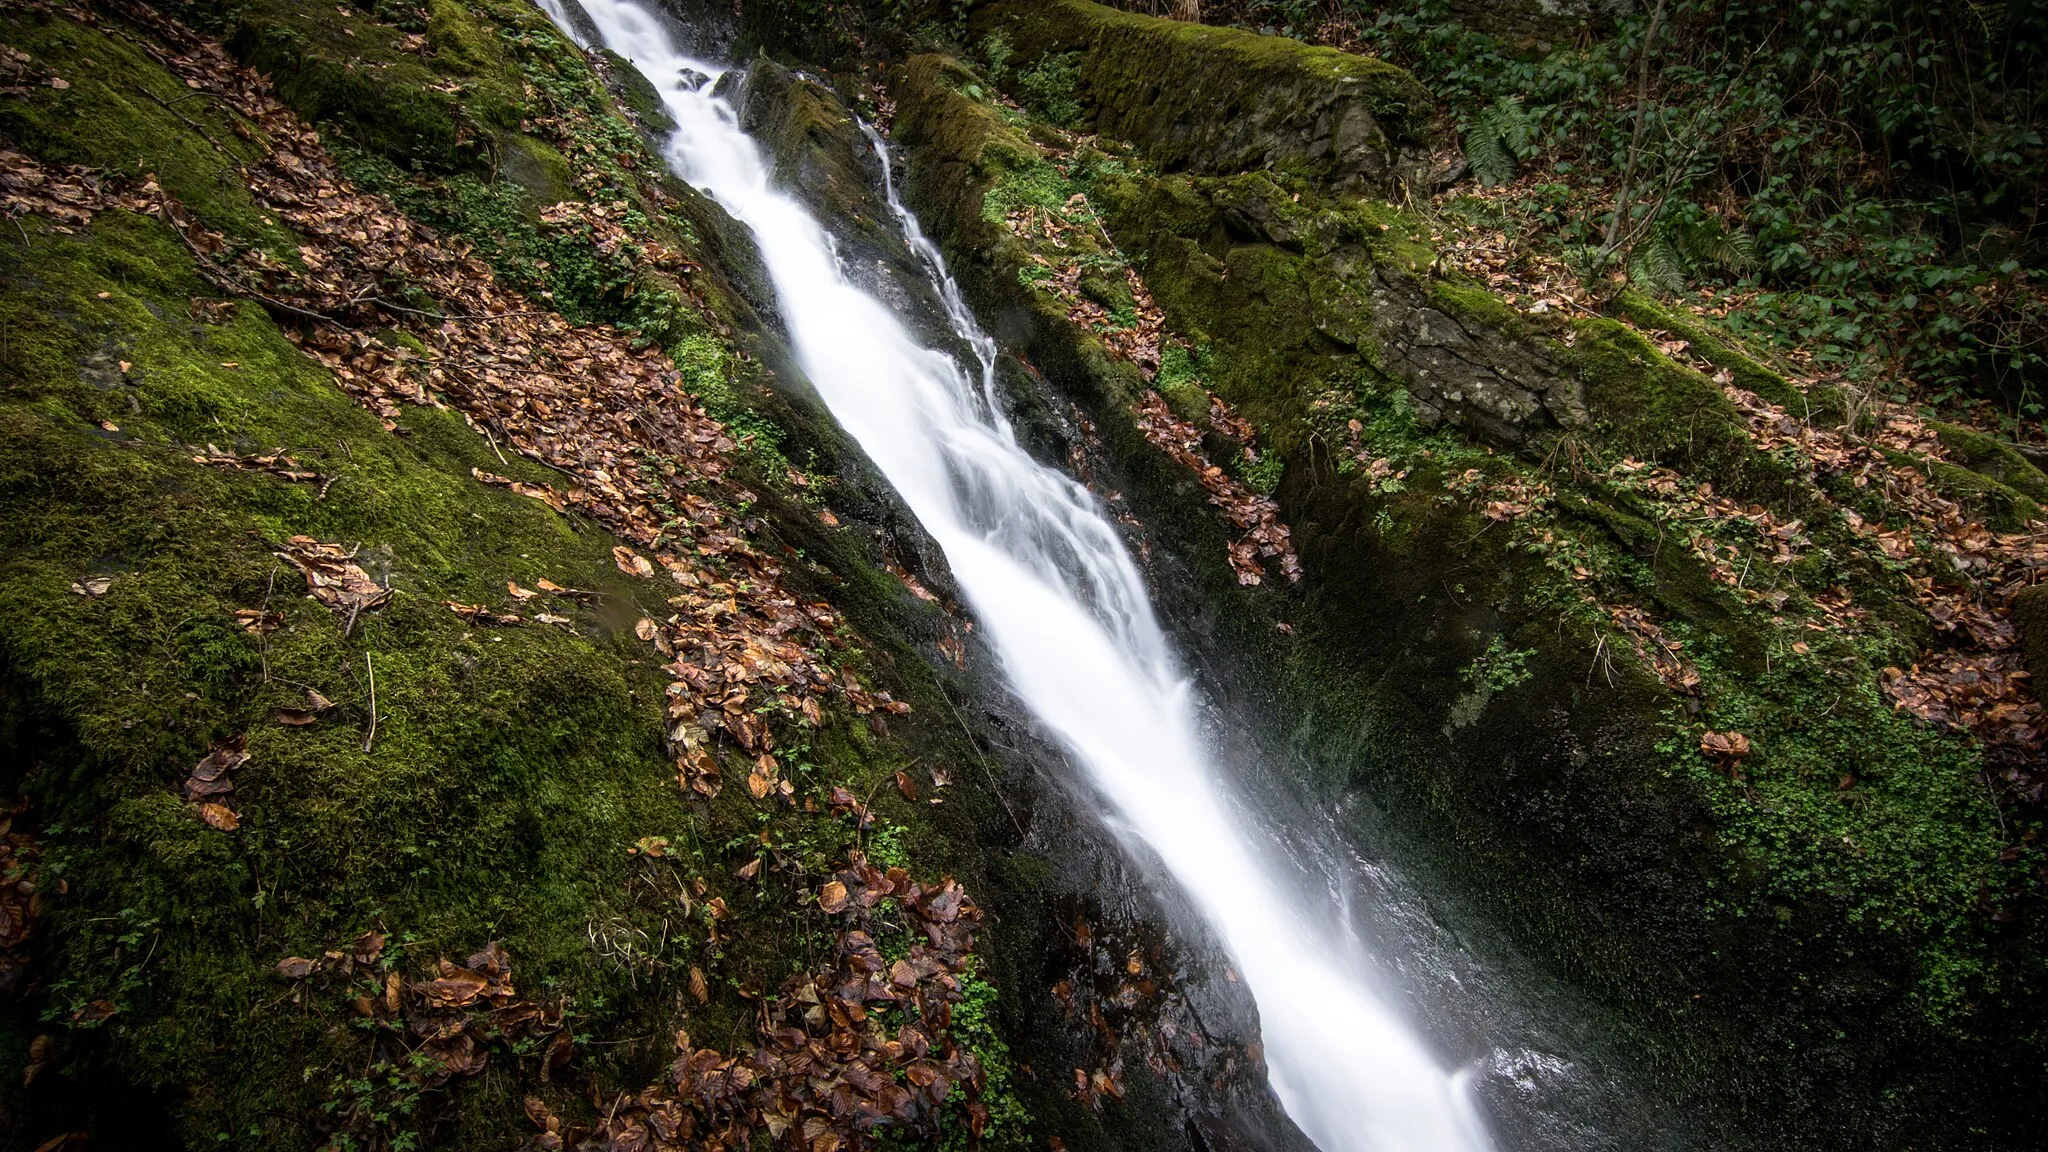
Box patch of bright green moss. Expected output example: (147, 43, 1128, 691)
(0, 13, 296, 251)
(0, 207, 701, 1149)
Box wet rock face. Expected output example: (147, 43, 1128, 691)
(1368, 273, 1587, 444)
(972, 0, 1433, 195)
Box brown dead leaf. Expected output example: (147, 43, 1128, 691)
(1699, 730, 1753, 770)
(612, 546, 654, 578)
(819, 880, 850, 914)
(198, 802, 239, 831)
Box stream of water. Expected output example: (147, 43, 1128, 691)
(539, 3, 1497, 1148)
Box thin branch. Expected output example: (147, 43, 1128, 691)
(1600, 0, 1669, 264)
(156, 194, 336, 324)
(361, 653, 379, 754)
(132, 84, 237, 158)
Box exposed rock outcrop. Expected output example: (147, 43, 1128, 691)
(970, 0, 1433, 195)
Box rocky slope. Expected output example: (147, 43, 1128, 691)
(1, 1, 2044, 1151)
(877, 0, 2048, 1147)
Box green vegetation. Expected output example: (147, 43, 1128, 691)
(0, 201, 695, 1148)
(1146, 0, 2048, 422)
(889, 29, 2047, 1146)
(0, 4, 1013, 1148)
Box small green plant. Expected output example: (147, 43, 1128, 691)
(1015, 51, 1084, 128)
(940, 958, 1032, 1151)
(1461, 634, 1536, 692)
(1237, 449, 1284, 493)
(980, 156, 1073, 222)
(1461, 95, 1536, 187)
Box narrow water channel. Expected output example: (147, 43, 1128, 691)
(539, 3, 1497, 1148)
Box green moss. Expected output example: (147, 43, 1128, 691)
(599, 48, 677, 134)
(1430, 277, 1531, 334)
(974, 0, 1431, 145)
(425, 0, 503, 74)
(0, 14, 295, 249)
(1900, 454, 2044, 532)
(0, 205, 703, 1146)
(1616, 289, 1832, 417)
(497, 132, 575, 211)
(1929, 419, 2048, 505)
(1557, 317, 1781, 487)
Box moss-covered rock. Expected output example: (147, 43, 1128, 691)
(888, 42, 2046, 1152)
(970, 0, 1433, 193)
(1931, 419, 2048, 505)
(0, 6, 1042, 1149)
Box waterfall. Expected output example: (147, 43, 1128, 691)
(541, 4, 1496, 1149)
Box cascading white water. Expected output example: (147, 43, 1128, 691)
(541, 4, 1496, 1149)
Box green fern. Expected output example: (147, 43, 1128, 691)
(1463, 96, 1537, 187)
(1627, 231, 1689, 294)
(1669, 210, 1756, 276)
(1625, 209, 1756, 295)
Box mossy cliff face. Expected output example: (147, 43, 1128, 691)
(969, 0, 1432, 195)
(890, 32, 2048, 1152)
(0, 3, 1053, 1149)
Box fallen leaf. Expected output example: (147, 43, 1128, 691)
(351, 929, 385, 964)
(612, 546, 654, 578)
(894, 769, 916, 802)
(735, 857, 761, 880)
(276, 956, 318, 980)
(633, 617, 659, 642)
(820, 880, 850, 914)
(70, 576, 113, 597)
(198, 802, 239, 831)
(1699, 730, 1753, 770)
(689, 966, 709, 1003)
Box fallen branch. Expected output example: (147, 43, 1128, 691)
(361, 653, 378, 754)
(156, 193, 335, 324)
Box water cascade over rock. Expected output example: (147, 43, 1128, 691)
(542, 2, 1496, 1149)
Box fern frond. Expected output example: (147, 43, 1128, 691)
(1488, 95, 1536, 157)
(1465, 124, 1515, 186)
(1463, 96, 1539, 187)
(1628, 233, 1689, 294)
(1709, 226, 1756, 273)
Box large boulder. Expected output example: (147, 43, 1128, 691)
(970, 0, 1433, 194)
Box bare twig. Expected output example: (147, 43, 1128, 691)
(1599, 0, 1669, 265)
(933, 681, 1026, 839)
(132, 83, 236, 158)
(361, 653, 378, 754)
(156, 194, 335, 324)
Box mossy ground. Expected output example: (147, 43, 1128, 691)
(0, 3, 1032, 1149)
